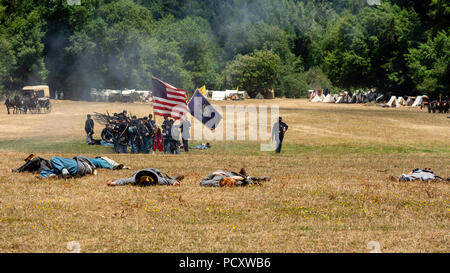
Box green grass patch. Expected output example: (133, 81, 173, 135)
(0, 138, 448, 155)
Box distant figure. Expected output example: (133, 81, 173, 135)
(272, 117, 289, 154)
(55, 91, 58, 100)
(101, 123, 114, 144)
(60, 91, 64, 100)
(171, 122, 181, 154)
(161, 116, 169, 152)
(163, 122, 173, 154)
(116, 118, 129, 153)
(118, 110, 129, 122)
(139, 117, 151, 154)
(129, 116, 139, 154)
(180, 118, 191, 152)
(153, 126, 163, 153)
(85, 114, 94, 144)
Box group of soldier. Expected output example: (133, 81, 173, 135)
(85, 110, 191, 154)
(85, 110, 289, 154)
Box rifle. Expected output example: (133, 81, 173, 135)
(93, 112, 110, 125)
(106, 110, 112, 123)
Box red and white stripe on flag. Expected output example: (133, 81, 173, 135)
(152, 77, 188, 120)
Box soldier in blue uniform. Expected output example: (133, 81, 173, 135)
(273, 117, 289, 154)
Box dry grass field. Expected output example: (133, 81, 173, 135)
(0, 99, 448, 253)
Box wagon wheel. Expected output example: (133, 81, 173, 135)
(22, 105, 30, 114)
(29, 105, 39, 114)
(44, 102, 52, 113)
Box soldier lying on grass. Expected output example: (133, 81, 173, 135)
(107, 168, 183, 187)
(390, 168, 449, 183)
(200, 168, 270, 187)
(10, 154, 129, 179)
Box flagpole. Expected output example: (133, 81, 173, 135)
(148, 70, 157, 125)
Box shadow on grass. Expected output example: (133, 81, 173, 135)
(0, 138, 115, 154)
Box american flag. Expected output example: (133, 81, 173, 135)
(151, 76, 188, 120)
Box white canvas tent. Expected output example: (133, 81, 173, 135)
(386, 96, 398, 107)
(412, 96, 424, 107)
(397, 96, 406, 106)
(121, 89, 135, 96)
(322, 94, 335, 103)
(406, 97, 415, 106)
(255, 93, 264, 99)
(211, 91, 227, 100)
(225, 90, 249, 99)
(308, 90, 315, 100)
(311, 95, 325, 102)
(211, 90, 249, 100)
(135, 90, 151, 97)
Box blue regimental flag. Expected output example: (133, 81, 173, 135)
(188, 89, 222, 130)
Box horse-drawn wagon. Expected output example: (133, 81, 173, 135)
(21, 85, 52, 114)
(5, 85, 52, 114)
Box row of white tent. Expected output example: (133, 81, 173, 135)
(90, 89, 151, 102)
(311, 93, 428, 107)
(210, 90, 249, 100)
(311, 93, 351, 103)
(385, 95, 427, 107)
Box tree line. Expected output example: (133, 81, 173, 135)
(0, 0, 448, 100)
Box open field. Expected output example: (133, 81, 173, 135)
(0, 99, 449, 253)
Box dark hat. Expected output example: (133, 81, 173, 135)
(239, 168, 247, 177)
(135, 170, 159, 187)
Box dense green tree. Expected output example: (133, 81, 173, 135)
(324, 3, 421, 94)
(429, 0, 450, 33)
(153, 16, 220, 90)
(407, 31, 450, 97)
(223, 50, 281, 98)
(64, 0, 156, 98)
(0, 4, 14, 92)
(276, 67, 309, 98)
(0, 0, 447, 98)
(142, 37, 193, 92)
(0, 34, 15, 92)
(305, 66, 333, 90)
(0, 1, 47, 91)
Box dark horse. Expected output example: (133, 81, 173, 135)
(428, 97, 449, 114)
(4, 95, 23, 114)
